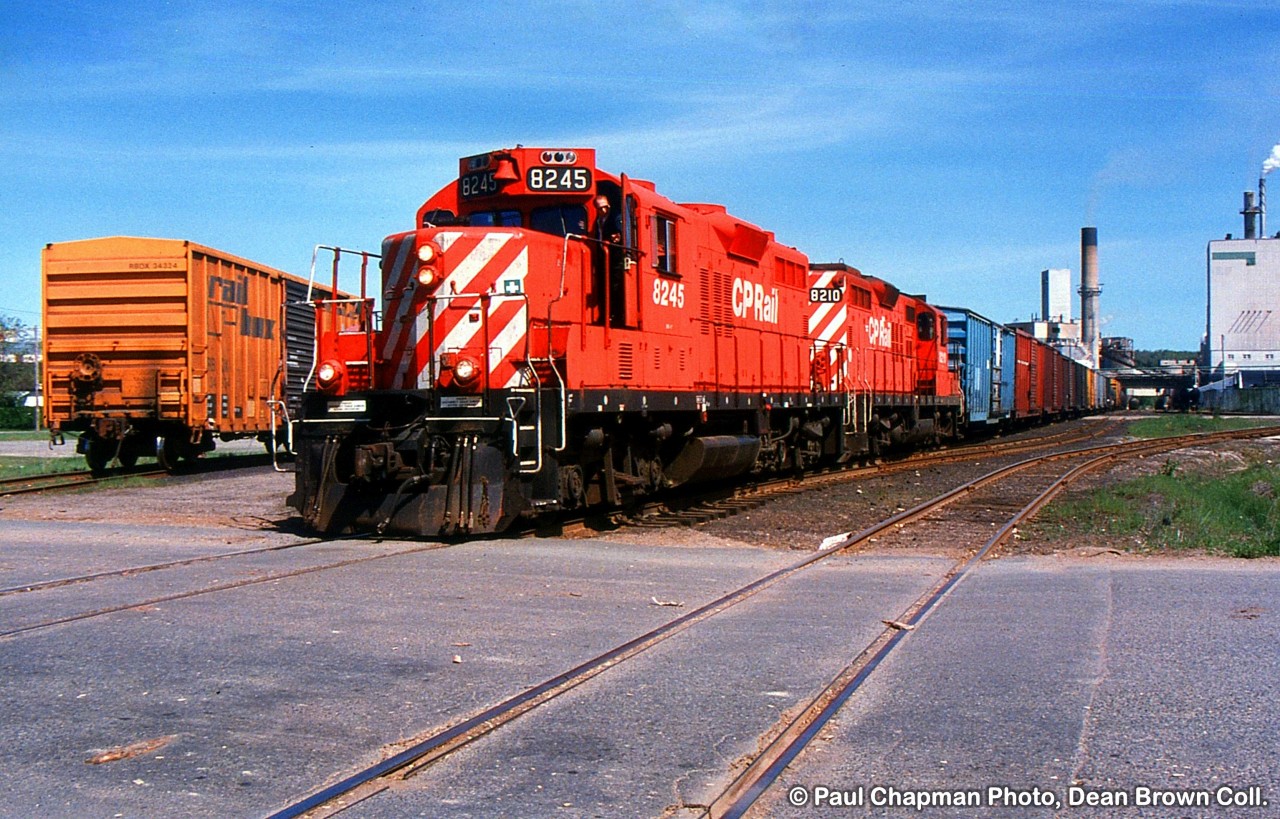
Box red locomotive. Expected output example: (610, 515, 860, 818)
(289, 147, 963, 536)
(809, 263, 960, 452)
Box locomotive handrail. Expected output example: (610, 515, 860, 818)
(533, 351, 567, 455)
(305, 245, 382, 393)
(297, 296, 380, 393)
(420, 290, 530, 396)
(307, 245, 381, 304)
(418, 286, 543, 471)
(536, 232, 569, 459)
(267, 399, 293, 472)
(506, 375, 543, 475)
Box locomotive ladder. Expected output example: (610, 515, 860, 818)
(505, 375, 541, 474)
(508, 355, 566, 475)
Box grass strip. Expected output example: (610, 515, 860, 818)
(0, 456, 86, 480)
(1037, 460, 1280, 557)
(1126, 414, 1275, 439)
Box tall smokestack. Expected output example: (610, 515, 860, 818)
(1243, 190, 1259, 239)
(1079, 227, 1102, 366)
(1264, 140, 1278, 237)
(1261, 176, 1267, 238)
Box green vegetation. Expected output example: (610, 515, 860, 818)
(1038, 458, 1280, 558)
(1131, 349, 1197, 367)
(0, 455, 85, 480)
(0, 405, 38, 430)
(0, 430, 55, 442)
(1126, 415, 1277, 439)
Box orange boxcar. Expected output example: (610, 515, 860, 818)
(42, 236, 339, 471)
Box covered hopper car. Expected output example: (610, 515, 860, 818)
(42, 237, 343, 472)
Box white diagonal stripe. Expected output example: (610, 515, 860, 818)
(379, 237, 419, 361)
(446, 233, 514, 294)
(487, 300, 528, 373)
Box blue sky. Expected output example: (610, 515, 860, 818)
(3, 0, 1278, 350)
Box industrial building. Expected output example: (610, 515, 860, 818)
(1042, 268, 1073, 324)
(1200, 175, 1280, 411)
(1204, 180, 1280, 377)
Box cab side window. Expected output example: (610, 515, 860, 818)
(653, 214, 677, 275)
(917, 312, 936, 341)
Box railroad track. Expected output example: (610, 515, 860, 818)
(587, 418, 1128, 532)
(0, 422, 1118, 643)
(0, 451, 278, 497)
(0, 533, 450, 641)
(706, 424, 1279, 817)
(0, 467, 167, 496)
(0, 418, 1198, 637)
(265, 424, 1279, 818)
(0, 536, 338, 598)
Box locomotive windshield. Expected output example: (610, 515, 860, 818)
(468, 210, 522, 227)
(530, 204, 588, 237)
(455, 205, 591, 238)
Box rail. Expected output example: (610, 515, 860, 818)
(264, 424, 1280, 817)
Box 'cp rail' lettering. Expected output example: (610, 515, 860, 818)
(732, 277, 779, 324)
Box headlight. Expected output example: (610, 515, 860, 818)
(417, 243, 438, 263)
(316, 360, 345, 393)
(453, 357, 479, 383)
(417, 266, 437, 286)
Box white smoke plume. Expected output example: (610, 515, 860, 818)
(1265, 142, 1280, 175)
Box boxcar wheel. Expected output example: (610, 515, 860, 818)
(157, 435, 184, 472)
(117, 434, 150, 469)
(84, 438, 116, 475)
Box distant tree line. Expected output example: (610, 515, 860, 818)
(0, 314, 39, 427)
(1132, 349, 1198, 367)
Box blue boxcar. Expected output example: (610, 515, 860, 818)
(998, 325, 1017, 419)
(940, 307, 1009, 427)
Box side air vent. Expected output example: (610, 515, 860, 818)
(618, 342, 634, 380)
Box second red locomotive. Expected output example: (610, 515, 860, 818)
(290, 147, 962, 536)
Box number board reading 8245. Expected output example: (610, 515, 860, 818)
(527, 166, 592, 192)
